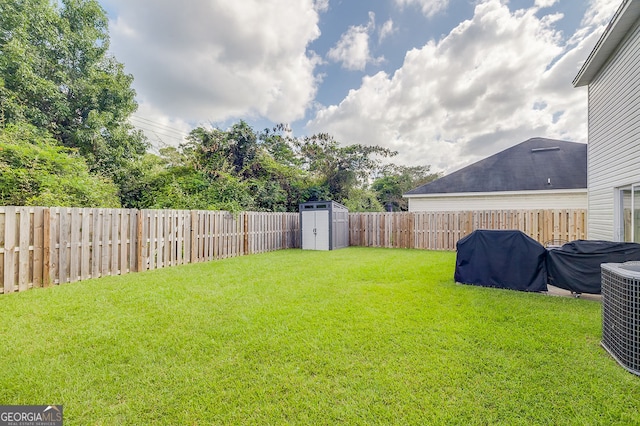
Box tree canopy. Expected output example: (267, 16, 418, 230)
(0, 0, 438, 211)
(0, 0, 147, 179)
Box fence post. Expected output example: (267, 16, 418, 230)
(32, 207, 44, 287)
(410, 213, 416, 249)
(42, 208, 52, 287)
(18, 207, 30, 291)
(190, 210, 198, 263)
(243, 212, 249, 255)
(281, 214, 286, 249)
(136, 210, 144, 272)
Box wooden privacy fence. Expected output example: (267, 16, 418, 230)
(1, 206, 587, 294)
(0, 207, 300, 294)
(349, 209, 587, 250)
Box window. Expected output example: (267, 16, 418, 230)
(619, 184, 640, 242)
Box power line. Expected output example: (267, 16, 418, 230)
(128, 115, 192, 154)
(133, 124, 186, 143)
(130, 114, 189, 137)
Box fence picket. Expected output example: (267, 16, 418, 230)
(69, 208, 80, 283)
(18, 207, 30, 291)
(101, 209, 111, 276)
(120, 210, 128, 273)
(110, 209, 119, 276)
(59, 208, 69, 285)
(80, 209, 89, 280)
(3, 207, 16, 293)
(33, 207, 44, 287)
(208, 211, 215, 261)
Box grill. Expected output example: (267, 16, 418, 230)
(601, 262, 640, 376)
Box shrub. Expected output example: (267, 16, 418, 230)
(0, 124, 120, 207)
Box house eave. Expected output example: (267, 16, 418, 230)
(573, 0, 640, 87)
(403, 188, 588, 199)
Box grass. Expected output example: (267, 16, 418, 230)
(1, 247, 640, 425)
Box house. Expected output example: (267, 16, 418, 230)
(573, 0, 640, 242)
(403, 137, 587, 212)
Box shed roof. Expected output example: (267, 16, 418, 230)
(573, 0, 640, 87)
(404, 138, 586, 195)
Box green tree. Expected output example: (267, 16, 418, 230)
(177, 124, 259, 211)
(74, 113, 437, 213)
(258, 124, 301, 168)
(343, 188, 384, 212)
(0, 0, 147, 183)
(180, 123, 314, 212)
(0, 123, 120, 206)
(256, 125, 312, 211)
(296, 133, 396, 204)
(140, 167, 254, 212)
(372, 164, 441, 211)
(112, 152, 174, 209)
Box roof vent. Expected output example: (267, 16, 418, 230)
(531, 147, 560, 152)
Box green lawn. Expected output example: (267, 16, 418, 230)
(2, 247, 639, 425)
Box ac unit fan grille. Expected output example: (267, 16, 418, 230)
(601, 263, 640, 376)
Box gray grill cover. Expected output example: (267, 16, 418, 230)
(546, 240, 640, 294)
(455, 230, 548, 292)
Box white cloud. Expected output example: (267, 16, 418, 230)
(314, 0, 329, 13)
(580, 0, 620, 28)
(379, 19, 395, 43)
(327, 28, 372, 71)
(395, 0, 450, 18)
(327, 11, 383, 71)
(104, 0, 322, 124)
(307, 0, 617, 172)
(534, 0, 559, 8)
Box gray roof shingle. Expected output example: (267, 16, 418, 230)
(405, 138, 586, 195)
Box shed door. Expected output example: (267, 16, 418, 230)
(315, 211, 330, 250)
(302, 211, 316, 250)
(302, 210, 330, 250)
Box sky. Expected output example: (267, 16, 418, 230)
(98, 0, 621, 173)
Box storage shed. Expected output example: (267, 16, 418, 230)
(299, 201, 349, 250)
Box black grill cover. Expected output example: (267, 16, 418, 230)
(455, 230, 548, 292)
(546, 240, 640, 294)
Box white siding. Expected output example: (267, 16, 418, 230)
(407, 191, 587, 212)
(588, 19, 640, 240)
